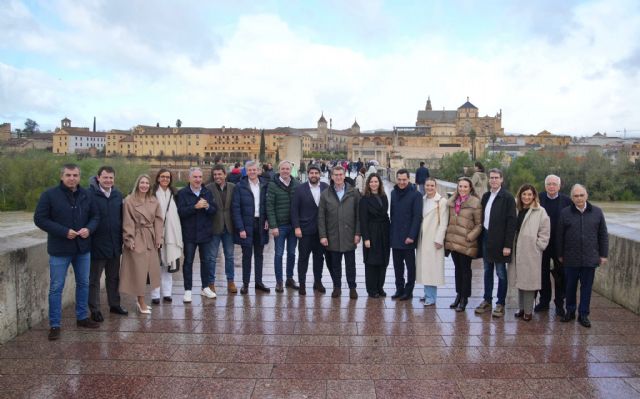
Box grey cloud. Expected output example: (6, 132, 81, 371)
(614, 47, 640, 75)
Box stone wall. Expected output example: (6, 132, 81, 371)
(593, 225, 640, 314)
(0, 232, 78, 344)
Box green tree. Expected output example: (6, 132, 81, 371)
(437, 151, 471, 182)
(23, 119, 39, 136)
(259, 129, 266, 163)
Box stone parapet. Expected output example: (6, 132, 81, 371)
(0, 231, 77, 344)
(593, 224, 640, 314)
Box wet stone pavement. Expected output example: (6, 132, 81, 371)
(2, 243, 640, 399)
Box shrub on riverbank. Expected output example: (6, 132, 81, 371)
(0, 151, 149, 211)
(435, 149, 640, 201)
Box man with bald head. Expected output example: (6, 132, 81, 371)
(557, 184, 608, 328)
(536, 174, 572, 316)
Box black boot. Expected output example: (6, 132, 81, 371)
(450, 294, 461, 309)
(455, 297, 468, 312)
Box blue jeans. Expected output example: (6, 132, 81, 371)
(423, 285, 437, 304)
(208, 228, 235, 283)
(274, 224, 297, 283)
(482, 236, 508, 305)
(564, 267, 595, 317)
(49, 252, 91, 328)
(183, 239, 215, 291)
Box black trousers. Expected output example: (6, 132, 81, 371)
(451, 251, 472, 298)
(539, 252, 565, 308)
(365, 263, 387, 295)
(329, 250, 356, 289)
(297, 233, 325, 285)
(392, 248, 416, 295)
(89, 257, 121, 312)
(241, 218, 264, 286)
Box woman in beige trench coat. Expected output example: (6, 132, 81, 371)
(119, 174, 164, 314)
(416, 178, 449, 306)
(508, 184, 550, 321)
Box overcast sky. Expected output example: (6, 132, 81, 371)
(1, 0, 639, 136)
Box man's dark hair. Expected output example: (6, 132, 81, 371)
(396, 168, 409, 178)
(61, 163, 80, 174)
(212, 164, 227, 175)
(308, 164, 321, 173)
(420, 161, 425, 167)
(488, 168, 503, 178)
(97, 166, 115, 177)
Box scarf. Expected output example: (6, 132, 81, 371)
(156, 187, 183, 268)
(454, 194, 469, 215)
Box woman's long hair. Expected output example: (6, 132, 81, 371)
(364, 173, 386, 201)
(516, 184, 539, 211)
(130, 174, 154, 200)
(153, 168, 176, 195)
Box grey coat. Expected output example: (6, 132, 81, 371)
(205, 182, 235, 235)
(318, 184, 361, 253)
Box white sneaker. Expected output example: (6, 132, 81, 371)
(201, 287, 217, 299)
(183, 290, 192, 303)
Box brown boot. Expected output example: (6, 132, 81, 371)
(227, 281, 238, 294)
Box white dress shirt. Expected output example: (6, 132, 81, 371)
(483, 187, 500, 230)
(249, 179, 261, 217)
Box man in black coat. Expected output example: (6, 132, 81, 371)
(88, 166, 128, 322)
(414, 161, 430, 195)
(291, 164, 329, 295)
(34, 163, 101, 340)
(557, 184, 608, 328)
(536, 174, 573, 315)
(390, 169, 423, 301)
(475, 168, 516, 318)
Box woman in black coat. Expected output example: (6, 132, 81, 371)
(359, 173, 391, 298)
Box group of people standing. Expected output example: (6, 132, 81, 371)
(34, 160, 608, 341)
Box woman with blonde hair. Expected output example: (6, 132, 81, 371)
(119, 174, 164, 314)
(416, 178, 449, 306)
(508, 184, 550, 321)
(444, 177, 482, 312)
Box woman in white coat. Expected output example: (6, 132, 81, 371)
(151, 169, 183, 304)
(416, 178, 449, 306)
(508, 184, 550, 321)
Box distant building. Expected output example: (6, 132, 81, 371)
(2, 133, 53, 152)
(0, 123, 10, 142)
(53, 118, 106, 154)
(349, 97, 504, 168)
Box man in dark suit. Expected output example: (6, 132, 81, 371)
(291, 164, 329, 295)
(536, 174, 573, 315)
(475, 168, 516, 318)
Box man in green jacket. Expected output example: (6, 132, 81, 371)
(266, 160, 300, 292)
(318, 165, 361, 299)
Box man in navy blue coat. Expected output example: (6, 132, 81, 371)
(390, 169, 423, 301)
(291, 164, 329, 295)
(232, 161, 271, 294)
(34, 163, 101, 340)
(557, 184, 608, 328)
(88, 166, 128, 322)
(177, 167, 217, 303)
(414, 161, 430, 195)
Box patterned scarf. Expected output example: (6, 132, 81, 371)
(455, 194, 469, 215)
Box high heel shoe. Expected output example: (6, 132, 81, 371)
(136, 302, 151, 314)
(455, 297, 468, 312)
(450, 294, 461, 309)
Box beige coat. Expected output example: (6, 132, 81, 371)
(444, 195, 483, 257)
(416, 193, 449, 286)
(119, 195, 164, 296)
(508, 204, 550, 291)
